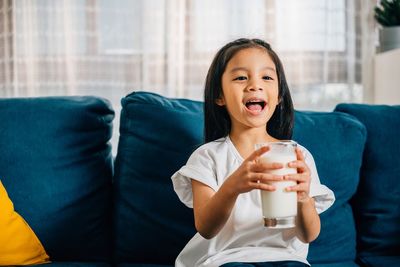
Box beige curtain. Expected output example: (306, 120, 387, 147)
(0, 0, 377, 150)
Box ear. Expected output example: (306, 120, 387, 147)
(215, 97, 225, 106)
(277, 96, 282, 105)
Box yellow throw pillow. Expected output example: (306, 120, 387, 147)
(0, 180, 50, 266)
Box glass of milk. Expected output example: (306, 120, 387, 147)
(255, 141, 298, 228)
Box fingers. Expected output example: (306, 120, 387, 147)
(295, 147, 305, 161)
(285, 183, 309, 195)
(251, 172, 284, 183)
(251, 161, 284, 172)
(288, 159, 309, 174)
(246, 145, 270, 162)
(284, 171, 310, 196)
(248, 173, 283, 191)
(283, 173, 310, 183)
(250, 181, 276, 191)
(243, 146, 312, 195)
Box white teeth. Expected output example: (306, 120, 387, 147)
(246, 99, 264, 104)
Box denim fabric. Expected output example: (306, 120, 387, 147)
(221, 261, 307, 267)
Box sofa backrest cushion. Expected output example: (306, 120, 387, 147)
(113, 92, 201, 264)
(335, 104, 400, 258)
(113, 91, 367, 265)
(293, 111, 366, 264)
(0, 96, 114, 262)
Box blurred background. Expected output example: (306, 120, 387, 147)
(1, 0, 399, 150)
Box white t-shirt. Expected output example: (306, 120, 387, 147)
(171, 136, 335, 267)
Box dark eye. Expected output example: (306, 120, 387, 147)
(263, 76, 273, 80)
(233, 76, 247, 81)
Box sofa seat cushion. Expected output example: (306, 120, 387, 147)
(0, 96, 114, 262)
(293, 111, 366, 264)
(117, 264, 172, 267)
(358, 256, 400, 267)
(36, 262, 112, 267)
(312, 262, 359, 267)
(335, 104, 400, 260)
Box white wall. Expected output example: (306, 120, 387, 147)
(374, 48, 400, 105)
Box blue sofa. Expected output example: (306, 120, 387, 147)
(0, 91, 399, 267)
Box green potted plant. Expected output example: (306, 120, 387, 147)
(374, 0, 400, 52)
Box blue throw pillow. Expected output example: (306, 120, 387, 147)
(293, 111, 366, 264)
(0, 96, 114, 261)
(335, 104, 400, 260)
(113, 92, 201, 264)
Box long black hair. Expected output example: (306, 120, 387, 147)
(204, 38, 294, 143)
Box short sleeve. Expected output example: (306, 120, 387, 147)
(301, 146, 335, 214)
(171, 147, 219, 208)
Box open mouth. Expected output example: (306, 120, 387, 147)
(245, 99, 266, 112)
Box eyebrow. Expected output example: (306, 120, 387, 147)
(229, 66, 276, 73)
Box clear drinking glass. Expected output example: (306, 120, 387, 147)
(255, 141, 298, 228)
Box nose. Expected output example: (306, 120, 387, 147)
(246, 78, 263, 92)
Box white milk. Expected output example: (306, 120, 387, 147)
(256, 141, 297, 228)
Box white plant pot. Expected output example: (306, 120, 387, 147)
(379, 26, 400, 53)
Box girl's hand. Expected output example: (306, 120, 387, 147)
(284, 147, 311, 202)
(224, 146, 284, 195)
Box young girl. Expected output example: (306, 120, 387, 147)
(171, 38, 335, 267)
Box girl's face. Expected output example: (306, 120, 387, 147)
(217, 47, 279, 133)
